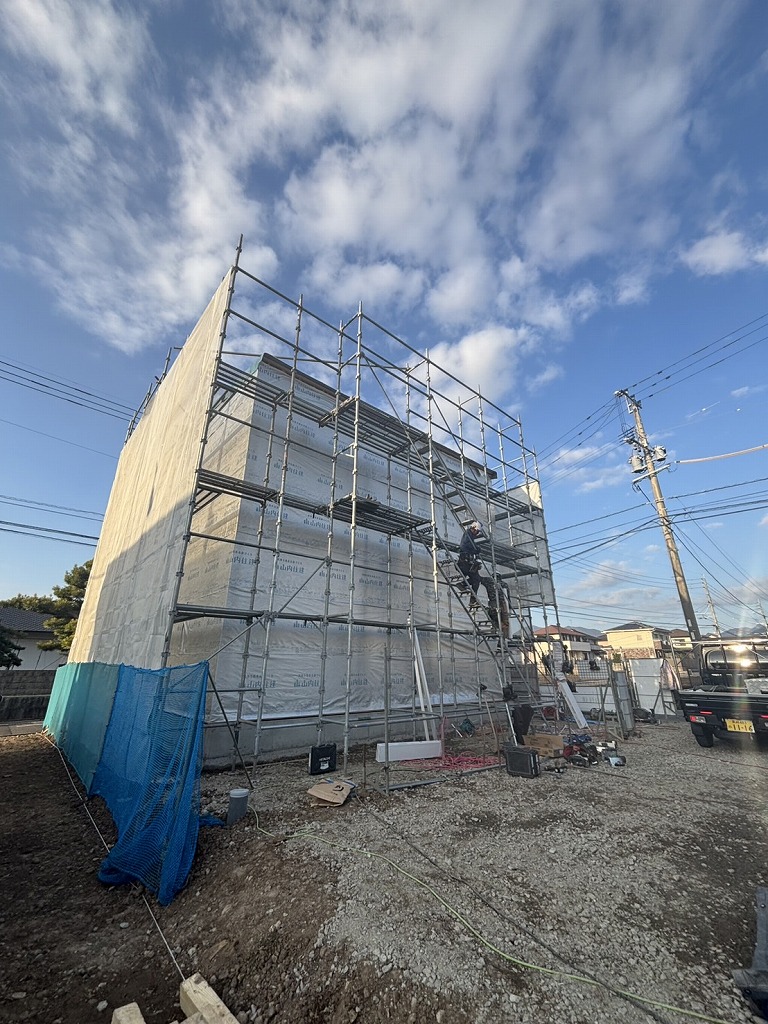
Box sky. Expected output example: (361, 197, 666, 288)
(1, 0, 767, 636)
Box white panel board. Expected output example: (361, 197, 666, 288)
(376, 740, 442, 762)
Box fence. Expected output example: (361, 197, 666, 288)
(44, 660, 209, 904)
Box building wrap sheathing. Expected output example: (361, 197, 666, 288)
(70, 261, 556, 763)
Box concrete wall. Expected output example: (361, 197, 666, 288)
(0, 669, 56, 721)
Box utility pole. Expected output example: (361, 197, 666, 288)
(616, 390, 701, 642)
(701, 577, 721, 637)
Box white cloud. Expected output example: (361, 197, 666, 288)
(306, 252, 426, 311)
(0, 0, 754, 357)
(577, 468, 628, 493)
(427, 257, 496, 325)
(731, 385, 766, 399)
(543, 443, 627, 493)
(427, 325, 531, 408)
(0, 0, 149, 130)
(528, 364, 563, 391)
(680, 230, 753, 275)
(615, 270, 651, 305)
(761, 515, 768, 528)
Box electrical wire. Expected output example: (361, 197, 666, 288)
(668, 496, 767, 601)
(0, 416, 118, 459)
(627, 312, 768, 401)
(677, 441, 768, 464)
(633, 484, 766, 624)
(0, 520, 99, 547)
(548, 500, 649, 535)
(247, 803, 729, 1023)
(670, 474, 768, 501)
(0, 494, 104, 522)
(0, 360, 134, 421)
(536, 400, 617, 461)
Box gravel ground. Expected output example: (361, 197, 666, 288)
(2, 718, 767, 1024)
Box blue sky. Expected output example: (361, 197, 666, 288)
(1, 0, 767, 634)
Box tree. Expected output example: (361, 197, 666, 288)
(0, 626, 22, 669)
(0, 560, 92, 654)
(0, 594, 57, 615)
(39, 560, 92, 652)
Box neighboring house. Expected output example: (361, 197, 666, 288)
(601, 621, 671, 660)
(668, 629, 693, 652)
(0, 607, 66, 670)
(533, 625, 604, 675)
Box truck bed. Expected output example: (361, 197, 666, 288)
(672, 687, 768, 747)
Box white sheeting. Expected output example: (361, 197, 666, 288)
(71, 278, 554, 727)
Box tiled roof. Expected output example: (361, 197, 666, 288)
(0, 606, 53, 634)
(534, 625, 596, 640)
(608, 621, 670, 635)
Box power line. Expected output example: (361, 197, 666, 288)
(536, 403, 618, 465)
(0, 416, 118, 459)
(548, 500, 648, 535)
(556, 554, 680, 589)
(537, 312, 768, 503)
(669, 475, 768, 501)
(633, 482, 767, 618)
(0, 519, 99, 546)
(0, 359, 135, 421)
(677, 441, 768, 465)
(667, 494, 766, 598)
(0, 356, 136, 412)
(628, 311, 768, 400)
(0, 495, 104, 522)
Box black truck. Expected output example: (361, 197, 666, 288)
(673, 639, 768, 748)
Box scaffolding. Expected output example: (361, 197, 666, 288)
(72, 249, 560, 768)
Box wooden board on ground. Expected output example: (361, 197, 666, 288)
(111, 1005, 146, 1024)
(179, 973, 240, 1024)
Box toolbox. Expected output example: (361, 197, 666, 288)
(308, 743, 337, 775)
(503, 742, 540, 779)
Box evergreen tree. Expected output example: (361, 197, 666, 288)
(0, 593, 57, 615)
(0, 560, 92, 654)
(40, 560, 92, 652)
(0, 626, 22, 669)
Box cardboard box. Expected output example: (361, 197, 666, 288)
(307, 779, 354, 806)
(524, 734, 564, 758)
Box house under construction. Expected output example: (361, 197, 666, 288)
(69, 250, 559, 766)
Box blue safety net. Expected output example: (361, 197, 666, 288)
(90, 661, 209, 905)
(44, 662, 120, 791)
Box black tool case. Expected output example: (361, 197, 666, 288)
(308, 743, 337, 775)
(503, 742, 540, 779)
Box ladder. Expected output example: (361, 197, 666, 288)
(411, 624, 437, 741)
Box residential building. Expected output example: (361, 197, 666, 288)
(533, 625, 604, 674)
(602, 621, 671, 660)
(668, 629, 693, 652)
(0, 607, 66, 671)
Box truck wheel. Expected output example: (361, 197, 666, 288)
(692, 728, 714, 748)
